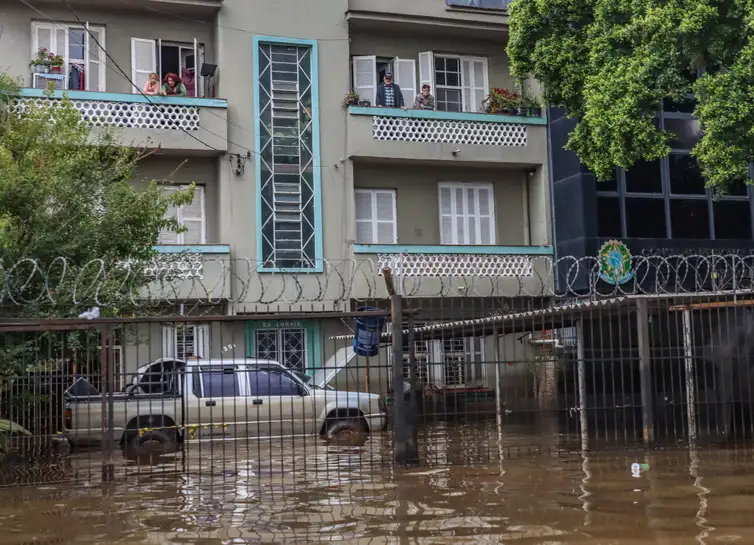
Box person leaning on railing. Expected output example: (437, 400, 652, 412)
(160, 72, 187, 97)
(413, 84, 435, 110)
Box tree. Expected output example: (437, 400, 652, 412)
(0, 81, 195, 312)
(0, 79, 195, 429)
(507, 0, 754, 189)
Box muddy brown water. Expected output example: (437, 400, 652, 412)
(1, 421, 753, 544)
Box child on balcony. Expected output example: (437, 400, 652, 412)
(142, 72, 160, 95)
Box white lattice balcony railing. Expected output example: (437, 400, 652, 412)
(376, 253, 533, 277)
(13, 89, 230, 131)
(348, 106, 546, 147)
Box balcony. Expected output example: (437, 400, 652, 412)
(350, 245, 554, 298)
(347, 106, 547, 166)
(347, 0, 509, 40)
(139, 245, 232, 301)
(12, 89, 228, 155)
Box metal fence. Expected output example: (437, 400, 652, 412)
(2, 254, 754, 487)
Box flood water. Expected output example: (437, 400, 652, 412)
(1, 421, 754, 544)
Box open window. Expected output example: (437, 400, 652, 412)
(31, 22, 106, 91)
(162, 324, 209, 360)
(351, 56, 416, 106)
(420, 51, 488, 113)
(130, 37, 205, 96)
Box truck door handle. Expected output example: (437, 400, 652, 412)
(252, 399, 263, 406)
(205, 400, 216, 407)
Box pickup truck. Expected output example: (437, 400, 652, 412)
(64, 358, 387, 458)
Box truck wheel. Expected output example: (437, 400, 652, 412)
(124, 429, 177, 461)
(324, 419, 367, 447)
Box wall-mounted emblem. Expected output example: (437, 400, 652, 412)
(598, 240, 634, 285)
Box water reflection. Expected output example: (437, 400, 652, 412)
(1, 422, 754, 543)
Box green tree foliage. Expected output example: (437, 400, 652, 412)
(507, 0, 754, 188)
(0, 80, 195, 418)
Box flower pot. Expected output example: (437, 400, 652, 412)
(50, 65, 62, 74)
(528, 107, 542, 117)
(501, 108, 517, 115)
(516, 106, 527, 116)
(348, 99, 359, 106)
(33, 64, 49, 74)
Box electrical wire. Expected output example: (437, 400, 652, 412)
(16, 0, 348, 177)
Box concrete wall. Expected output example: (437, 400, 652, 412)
(353, 163, 528, 245)
(0, 3, 215, 94)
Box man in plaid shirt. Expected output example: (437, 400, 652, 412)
(375, 72, 405, 108)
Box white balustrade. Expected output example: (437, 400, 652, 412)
(377, 253, 533, 277)
(372, 116, 528, 146)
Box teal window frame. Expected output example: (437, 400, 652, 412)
(245, 319, 322, 376)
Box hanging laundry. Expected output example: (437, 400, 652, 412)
(69, 62, 85, 91)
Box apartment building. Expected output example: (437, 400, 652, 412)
(0, 0, 551, 394)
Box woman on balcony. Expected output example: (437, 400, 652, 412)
(143, 72, 160, 95)
(159, 73, 187, 97)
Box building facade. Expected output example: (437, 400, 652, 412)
(0, 0, 551, 395)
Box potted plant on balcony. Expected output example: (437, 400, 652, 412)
(29, 48, 64, 74)
(483, 87, 520, 115)
(343, 89, 360, 107)
(518, 94, 543, 117)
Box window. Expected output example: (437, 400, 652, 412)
(31, 22, 106, 92)
(257, 40, 319, 270)
(200, 368, 240, 397)
(438, 183, 495, 245)
(420, 52, 488, 113)
(162, 324, 208, 360)
(355, 189, 397, 244)
(351, 56, 416, 107)
(159, 185, 205, 245)
(254, 327, 307, 371)
(131, 37, 205, 97)
(596, 196, 622, 238)
(248, 369, 301, 396)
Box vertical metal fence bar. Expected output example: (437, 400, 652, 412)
(682, 308, 697, 445)
(576, 319, 588, 451)
(636, 299, 655, 445)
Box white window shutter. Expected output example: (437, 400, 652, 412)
(195, 324, 208, 359)
(375, 190, 397, 244)
(439, 186, 454, 244)
(181, 185, 206, 245)
(393, 58, 416, 108)
(32, 23, 54, 55)
(352, 55, 377, 106)
(355, 189, 375, 244)
(158, 186, 179, 244)
(87, 26, 105, 92)
(131, 38, 157, 94)
(472, 59, 488, 113)
(162, 326, 176, 358)
(418, 51, 435, 91)
(478, 186, 495, 244)
(461, 58, 473, 113)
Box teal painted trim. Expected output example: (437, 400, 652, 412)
(18, 88, 228, 108)
(245, 319, 322, 376)
(153, 245, 230, 254)
(348, 105, 547, 125)
(353, 244, 555, 256)
(253, 35, 323, 274)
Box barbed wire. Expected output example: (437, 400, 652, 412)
(0, 253, 753, 310)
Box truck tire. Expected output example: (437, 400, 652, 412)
(124, 429, 178, 461)
(324, 419, 367, 447)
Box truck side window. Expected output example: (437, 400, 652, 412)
(139, 363, 164, 394)
(200, 367, 240, 397)
(248, 369, 301, 396)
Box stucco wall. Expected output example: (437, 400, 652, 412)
(353, 163, 528, 246)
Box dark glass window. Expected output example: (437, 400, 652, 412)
(596, 196, 622, 237)
(714, 201, 752, 240)
(670, 200, 710, 239)
(669, 154, 706, 195)
(665, 118, 702, 150)
(625, 159, 663, 193)
(248, 369, 301, 396)
(201, 368, 240, 397)
(626, 198, 666, 238)
(714, 180, 749, 198)
(663, 96, 697, 114)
